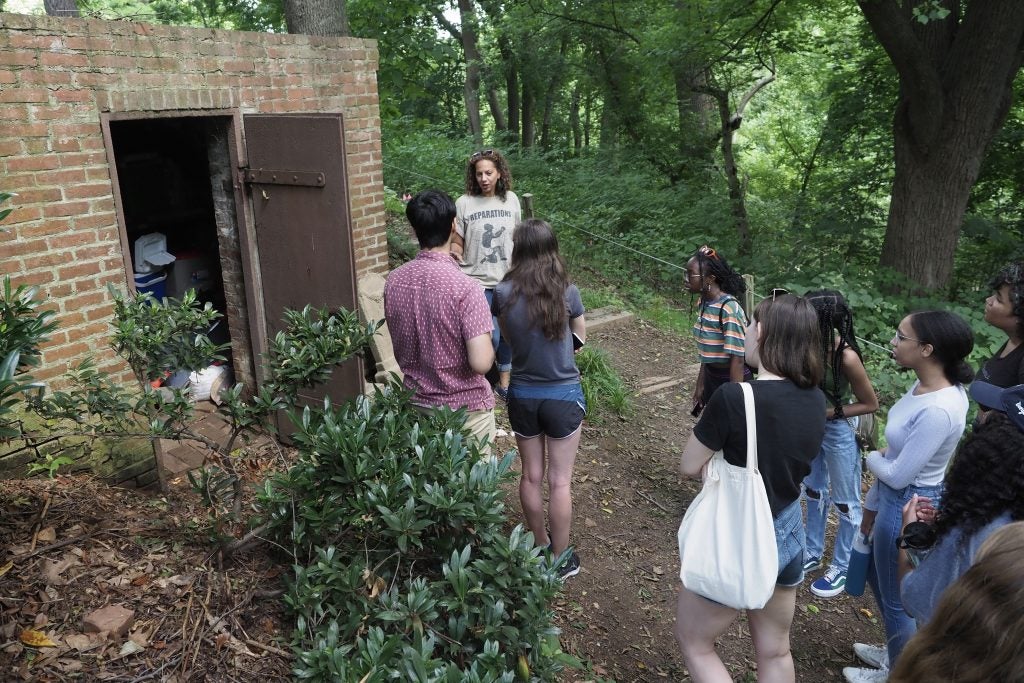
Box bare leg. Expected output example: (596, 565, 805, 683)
(674, 584, 738, 683)
(546, 426, 582, 555)
(516, 434, 549, 547)
(498, 369, 511, 391)
(747, 586, 798, 683)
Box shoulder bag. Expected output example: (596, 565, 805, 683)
(677, 381, 778, 610)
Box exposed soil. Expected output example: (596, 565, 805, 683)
(0, 313, 883, 682)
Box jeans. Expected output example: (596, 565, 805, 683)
(866, 481, 943, 667)
(803, 419, 862, 572)
(483, 288, 512, 373)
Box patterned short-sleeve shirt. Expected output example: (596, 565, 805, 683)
(384, 251, 495, 411)
(693, 295, 747, 364)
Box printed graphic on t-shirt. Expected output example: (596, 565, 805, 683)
(479, 224, 508, 264)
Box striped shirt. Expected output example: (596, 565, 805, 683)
(693, 295, 747, 364)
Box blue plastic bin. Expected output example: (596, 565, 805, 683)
(134, 271, 167, 300)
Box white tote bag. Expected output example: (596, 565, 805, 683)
(677, 382, 778, 610)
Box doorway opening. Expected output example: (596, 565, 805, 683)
(106, 115, 254, 393)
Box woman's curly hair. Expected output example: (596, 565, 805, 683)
(933, 412, 1024, 545)
(464, 149, 514, 201)
(989, 262, 1024, 338)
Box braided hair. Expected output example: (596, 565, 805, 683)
(989, 262, 1024, 338)
(805, 290, 862, 413)
(690, 246, 746, 298)
(689, 246, 747, 325)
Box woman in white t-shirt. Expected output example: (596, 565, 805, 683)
(846, 311, 973, 683)
(451, 149, 521, 398)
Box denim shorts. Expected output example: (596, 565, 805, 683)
(774, 498, 806, 588)
(506, 383, 586, 439)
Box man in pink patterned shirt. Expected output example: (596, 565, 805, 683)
(384, 190, 496, 454)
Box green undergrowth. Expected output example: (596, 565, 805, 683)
(257, 383, 575, 681)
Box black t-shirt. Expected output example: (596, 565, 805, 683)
(693, 380, 826, 517)
(975, 342, 1024, 409)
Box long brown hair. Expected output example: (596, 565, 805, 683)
(757, 295, 823, 389)
(890, 522, 1024, 683)
(464, 149, 513, 200)
(501, 219, 569, 340)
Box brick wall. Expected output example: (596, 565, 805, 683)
(0, 12, 387, 390)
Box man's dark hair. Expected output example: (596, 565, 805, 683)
(406, 189, 456, 249)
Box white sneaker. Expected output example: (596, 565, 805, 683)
(853, 643, 889, 670)
(843, 666, 888, 683)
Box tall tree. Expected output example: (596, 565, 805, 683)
(859, 0, 1024, 291)
(283, 0, 349, 36)
(433, 1, 484, 144)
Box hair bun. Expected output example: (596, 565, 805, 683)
(952, 360, 975, 385)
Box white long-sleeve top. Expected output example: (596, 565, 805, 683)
(864, 381, 968, 510)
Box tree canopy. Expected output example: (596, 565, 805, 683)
(23, 0, 1024, 294)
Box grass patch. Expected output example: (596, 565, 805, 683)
(577, 347, 632, 423)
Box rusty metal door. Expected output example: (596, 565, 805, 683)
(241, 114, 363, 426)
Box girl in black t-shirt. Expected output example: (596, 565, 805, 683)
(676, 295, 826, 682)
(975, 263, 1024, 413)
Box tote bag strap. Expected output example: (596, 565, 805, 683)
(738, 382, 758, 473)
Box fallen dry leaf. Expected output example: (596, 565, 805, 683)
(65, 633, 99, 651)
(0, 561, 12, 578)
(36, 527, 56, 543)
(20, 628, 57, 648)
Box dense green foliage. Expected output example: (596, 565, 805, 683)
(257, 389, 566, 681)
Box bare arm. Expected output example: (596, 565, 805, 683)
(680, 431, 715, 479)
(570, 314, 586, 345)
(450, 233, 465, 261)
(466, 332, 495, 375)
(839, 347, 879, 418)
(728, 354, 745, 383)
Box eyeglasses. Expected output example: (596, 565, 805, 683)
(770, 288, 788, 300)
(697, 245, 717, 260)
(469, 149, 495, 161)
(895, 330, 925, 344)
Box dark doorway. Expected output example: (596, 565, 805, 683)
(108, 116, 234, 372)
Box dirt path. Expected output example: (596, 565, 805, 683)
(498, 317, 886, 682)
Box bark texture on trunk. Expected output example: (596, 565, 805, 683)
(859, 0, 1024, 291)
(457, 0, 483, 145)
(283, 0, 349, 36)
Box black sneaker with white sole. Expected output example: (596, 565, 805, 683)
(557, 551, 581, 580)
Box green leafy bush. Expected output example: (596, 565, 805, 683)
(258, 385, 566, 681)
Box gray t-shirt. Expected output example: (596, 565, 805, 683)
(455, 192, 521, 289)
(491, 282, 583, 386)
(901, 513, 1011, 625)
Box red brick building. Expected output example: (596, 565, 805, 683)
(0, 11, 387, 402)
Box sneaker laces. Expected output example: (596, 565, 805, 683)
(823, 566, 844, 584)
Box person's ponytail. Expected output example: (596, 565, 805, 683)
(908, 311, 975, 386)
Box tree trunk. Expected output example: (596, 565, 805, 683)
(713, 92, 752, 257)
(705, 70, 774, 257)
(457, 0, 483, 145)
(858, 0, 1024, 291)
(540, 36, 570, 150)
(569, 83, 582, 155)
(43, 0, 79, 16)
(500, 36, 520, 145)
(282, 0, 348, 36)
(486, 85, 507, 133)
(521, 82, 535, 149)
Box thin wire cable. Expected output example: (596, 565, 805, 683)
(382, 159, 895, 355)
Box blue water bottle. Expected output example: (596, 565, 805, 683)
(845, 532, 872, 597)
